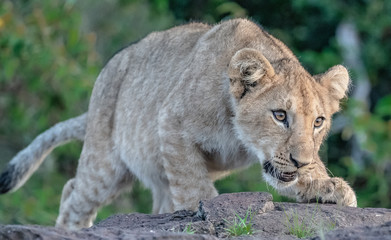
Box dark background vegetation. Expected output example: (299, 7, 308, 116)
(0, 0, 390, 225)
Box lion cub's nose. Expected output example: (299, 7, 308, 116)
(289, 154, 309, 168)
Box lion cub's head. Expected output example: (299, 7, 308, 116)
(228, 48, 349, 188)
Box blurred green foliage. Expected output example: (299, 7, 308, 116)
(0, 0, 390, 226)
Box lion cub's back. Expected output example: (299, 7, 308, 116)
(105, 23, 212, 162)
(114, 22, 212, 118)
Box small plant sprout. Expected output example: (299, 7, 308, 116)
(285, 209, 315, 238)
(224, 207, 255, 237)
(317, 219, 336, 238)
(283, 201, 336, 239)
(182, 222, 196, 234)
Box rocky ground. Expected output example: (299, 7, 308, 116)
(1, 192, 391, 239)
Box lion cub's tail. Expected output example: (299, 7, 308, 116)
(0, 113, 87, 194)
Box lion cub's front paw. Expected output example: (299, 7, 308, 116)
(323, 177, 357, 207)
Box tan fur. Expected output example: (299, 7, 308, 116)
(0, 19, 356, 230)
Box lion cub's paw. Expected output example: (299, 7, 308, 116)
(323, 177, 357, 207)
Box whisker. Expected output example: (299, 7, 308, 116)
(325, 167, 335, 178)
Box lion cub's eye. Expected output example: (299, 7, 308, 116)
(314, 117, 325, 128)
(273, 110, 287, 122)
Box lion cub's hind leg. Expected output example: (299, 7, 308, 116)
(55, 152, 133, 230)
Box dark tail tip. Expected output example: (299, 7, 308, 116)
(0, 165, 16, 194)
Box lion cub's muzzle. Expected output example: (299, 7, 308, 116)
(263, 161, 298, 182)
(289, 154, 310, 169)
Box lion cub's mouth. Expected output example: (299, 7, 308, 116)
(263, 161, 297, 182)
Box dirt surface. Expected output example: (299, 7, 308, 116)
(1, 192, 391, 239)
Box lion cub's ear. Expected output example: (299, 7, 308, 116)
(316, 65, 350, 112)
(228, 48, 275, 99)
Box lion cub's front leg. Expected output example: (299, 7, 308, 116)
(294, 176, 357, 207)
(287, 158, 357, 207)
(158, 116, 218, 211)
(160, 142, 218, 211)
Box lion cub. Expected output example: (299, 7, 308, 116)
(0, 19, 356, 230)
